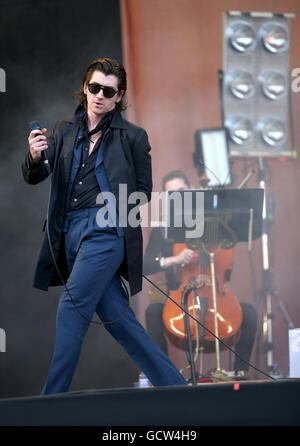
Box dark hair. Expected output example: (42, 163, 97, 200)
(162, 170, 190, 191)
(73, 57, 127, 112)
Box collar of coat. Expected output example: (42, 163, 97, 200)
(64, 105, 129, 130)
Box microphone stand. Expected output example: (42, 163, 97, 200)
(257, 157, 276, 373)
(256, 158, 296, 376)
(183, 287, 197, 385)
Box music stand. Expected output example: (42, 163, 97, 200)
(164, 188, 264, 384)
(165, 188, 263, 244)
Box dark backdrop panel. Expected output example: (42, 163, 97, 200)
(0, 0, 139, 399)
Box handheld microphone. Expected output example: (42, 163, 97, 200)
(30, 120, 50, 171)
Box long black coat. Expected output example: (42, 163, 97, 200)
(22, 107, 152, 296)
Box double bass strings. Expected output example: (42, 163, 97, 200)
(143, 274, 274, 381)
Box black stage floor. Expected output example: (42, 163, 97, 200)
(0, 378, 299, 426)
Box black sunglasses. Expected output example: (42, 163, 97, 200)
(87, 82, 118, 98)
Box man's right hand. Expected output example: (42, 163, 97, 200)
(28, 128, 48, 163)
(175, 248, 195, 266)
(163, 248, 195, 269)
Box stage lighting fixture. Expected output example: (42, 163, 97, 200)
(225, 115, 253, 145)
(259, 117, 287, 147)
(228, 21, 256, 53)
(222, 11, 295, 158)
(260, 22, 289, 54)
(260, 71, 287, 100)
(228, 70, 256, 99)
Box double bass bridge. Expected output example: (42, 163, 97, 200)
(187, 274, 212, 290)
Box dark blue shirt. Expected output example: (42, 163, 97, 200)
(68, 110, 113, 211)
(68, 134, 103, 211)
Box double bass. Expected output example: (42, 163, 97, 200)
(162, 236, 243, 354)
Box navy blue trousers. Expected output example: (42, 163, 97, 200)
(41, 208, 186, 394)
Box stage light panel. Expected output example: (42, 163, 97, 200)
(222, 11, 294, 158)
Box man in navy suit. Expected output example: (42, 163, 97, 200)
(22, 57, 186, 394)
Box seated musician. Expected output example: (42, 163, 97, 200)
(143, 170, 257, 377)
